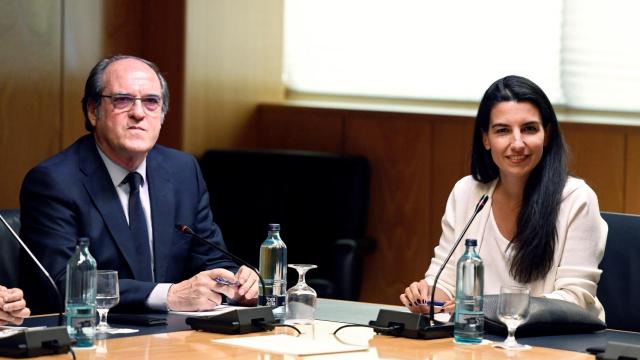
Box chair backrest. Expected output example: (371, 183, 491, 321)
(0, 209, 21, 288)
(200, 149, 370, 300)
(598, 211, 640, 331)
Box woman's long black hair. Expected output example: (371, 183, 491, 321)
(470, 75, 568, 283)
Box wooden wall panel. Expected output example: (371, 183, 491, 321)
(0, 0, 62, 207)
(184, 0, 284, 156)
(625, 132, 640, 213)
(345, 113, 433, 304)
(562, 123, 626, 212)
(429, 117, 475, 259)
(257, 105, 344, 152)
(62, 0, 104, 147)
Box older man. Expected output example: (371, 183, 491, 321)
(20, 55, 258, 314)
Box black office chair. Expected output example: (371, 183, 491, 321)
(0, 209, 21, 288)
(200, 149, 373, 300)
(598, 211, 640, 332)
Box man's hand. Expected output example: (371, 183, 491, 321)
(166, 269, 237, 311)
(227, 265, 259, 306)
(0, 286, 31, 325)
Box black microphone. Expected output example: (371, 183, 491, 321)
(0, 213, 64, 326)
(428, 193, 488, 325)
(0, 212, 71, 357)
(175, 224, 275, 334)
(369, 194, 489, 339)
(175, 224, 266, 293)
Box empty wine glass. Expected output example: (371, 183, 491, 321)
(96, 270, 119, 333)
(286, 264, 317, 325)
(492, 285, 531, 350)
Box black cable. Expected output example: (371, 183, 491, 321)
(333, 323, 402, 336)
(68, 347, 76, 360)
(263, 322, 302, 335)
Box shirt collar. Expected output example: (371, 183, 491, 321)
(96, 144, 147, 188)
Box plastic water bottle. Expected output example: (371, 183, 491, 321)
(454, 238, 484, 344)
(258, 224, 287, 321)
(65, 237, 97, 347)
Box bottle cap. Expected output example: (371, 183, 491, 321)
(267, 223, 280, 231)
(465, 238, 477, 246)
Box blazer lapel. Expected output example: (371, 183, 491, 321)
(78, 135, 150, 280)
(146, 148, 176, 282)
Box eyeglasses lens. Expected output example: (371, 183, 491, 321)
(110, 96, 160, 111)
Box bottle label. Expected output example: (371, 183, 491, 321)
(259, 295, 285, 307)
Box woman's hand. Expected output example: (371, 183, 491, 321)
(399, 279, 454, 314)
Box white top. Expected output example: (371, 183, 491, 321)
(425, 175, 608, 320)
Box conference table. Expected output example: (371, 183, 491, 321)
(5, 298, 639, 359)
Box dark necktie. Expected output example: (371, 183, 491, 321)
(124, 172, 153, 281)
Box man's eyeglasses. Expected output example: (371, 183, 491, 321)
(100, 94, 162, 112)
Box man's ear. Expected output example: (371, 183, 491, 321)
(88, 102, 99, 127)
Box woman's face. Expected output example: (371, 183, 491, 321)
(482, 101, 548, 182)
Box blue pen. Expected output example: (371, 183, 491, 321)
(214, 277, 239, 286)
(414, 300, 445, 306)
(427, 301, 445, 307)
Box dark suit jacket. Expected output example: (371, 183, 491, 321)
(19, 134, 237, 314)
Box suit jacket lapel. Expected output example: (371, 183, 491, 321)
(78, 135, 150, 280)
(147, 148, 176, 282)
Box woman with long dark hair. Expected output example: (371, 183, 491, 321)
(400, 75, 607, 320)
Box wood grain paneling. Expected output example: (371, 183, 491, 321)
(0, 0, 62, 207)
(562, 122, 626, 212)
(345, 113, 433, 304)
(184, 0, 284, 156)
(625, 131, 640, 213)
(141, 0, 185, 150)
(429, 117, 475, 258)
(257, 105, 344, 152)
(62, 0, 104, 147)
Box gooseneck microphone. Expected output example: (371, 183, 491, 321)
(428, 194, 489, 325)
(175, 224, 280, 334)
(368, 193, 489, 340)
(0, 213, 64, 327)
(0, 212, 71, 358)
(175, 224, 266, 293)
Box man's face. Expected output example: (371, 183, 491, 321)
(89, 58, 163, 168)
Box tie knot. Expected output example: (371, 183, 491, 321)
(124, 172, 144, 192)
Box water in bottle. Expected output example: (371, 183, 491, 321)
(454, 238, 484, 344)
(259, 223, 287, 320)
(65, 237, 97, 347)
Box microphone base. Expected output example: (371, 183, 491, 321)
(0, 326, 71, 358)
(369, 309, 453, 339)
(186, 306, 275, 334)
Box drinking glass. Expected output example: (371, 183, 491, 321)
(492, 285, 531, 350)
(96, 270, 120, 333)
(286, 264, 317, 325)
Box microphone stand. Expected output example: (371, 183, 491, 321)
(175, 224, 276, 334)
(0, 212, 71, 358)
(428, 194, 488, 325)
(175, 224, 266, 294)
(368, 194, 489, 339)
(0, 213, 64, 327)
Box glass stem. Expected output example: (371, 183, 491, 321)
(98, 309, 109, 327)
(506, 326, 517, 344)
(298, 270, 306, 285)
